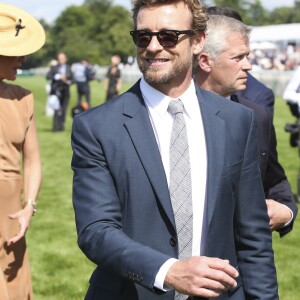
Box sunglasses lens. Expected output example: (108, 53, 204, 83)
(131, 30, 185, 48)
(158, 31, 178, 47)
(134, 31, 152, 48)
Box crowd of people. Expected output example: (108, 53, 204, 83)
(45, 53, 123, 131)
(249, 45, 300, 71)
(0, 1, 299, 300)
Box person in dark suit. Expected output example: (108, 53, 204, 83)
(236, 72, 275, 117)
(46, 52, 73, 131)
(71, 1, 278, 299)
(206, 6, 275, 118)
(194, 14, 297, 237)
(104, 54, 122, 102)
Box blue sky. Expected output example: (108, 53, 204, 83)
(6, 0, 295, 23)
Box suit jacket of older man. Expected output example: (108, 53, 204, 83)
(236, 73, 275, 118)
(71, 81, 278, 300)
(231, 94, 298, 237)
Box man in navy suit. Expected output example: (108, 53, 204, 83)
(71, 1, 278, 299)
(194, 14, 297, 238)
(206, 6, 275, 118)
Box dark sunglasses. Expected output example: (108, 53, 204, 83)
(130, 29, 194, 48)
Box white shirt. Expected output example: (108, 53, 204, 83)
(140, 77, 207, 290)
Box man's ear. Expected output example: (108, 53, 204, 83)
(198, 53, 211, 73)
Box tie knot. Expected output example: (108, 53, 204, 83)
(168, 99, 184, 115)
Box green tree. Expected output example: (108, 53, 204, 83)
(212, 0, 249, 20)
(267, 6, 300, 24)
(47, 0, 134, 65)
(22, 19, 52, 69)
(243, 0, 267, 25)
(50, 5, 97, 62)
(211, 0, 299, 25)
(86, 4, 134, 64)
(34, 0, 299, 68)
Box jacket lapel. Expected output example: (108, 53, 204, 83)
(122, 82, 176, 230)
(197, 87, 226, 227)
(122, 83, 227, 232)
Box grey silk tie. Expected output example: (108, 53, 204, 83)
(168, 99, 192, 300)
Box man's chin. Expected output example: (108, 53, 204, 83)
(236, 84, 247, 92)
(144, 72, 171, 86)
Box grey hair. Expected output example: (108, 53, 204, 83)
(202, 15, 251, 62)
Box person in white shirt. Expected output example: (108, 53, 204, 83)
(283, 66, 300, 108)
(71, 1, 278, 299)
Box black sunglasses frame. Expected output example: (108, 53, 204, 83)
(130, 29, 194, 48)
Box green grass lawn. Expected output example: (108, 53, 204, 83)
(13, 76, 300, 299)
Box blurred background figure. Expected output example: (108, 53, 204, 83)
(282, 63, 300, 201)
(46, 52, 73, 132)
(71, 58, 95, 108)
(104, 54, 122, 101)
(0, 3, 44, 299)
(45, 59, 58, 117)
(283, 64, 300, 109)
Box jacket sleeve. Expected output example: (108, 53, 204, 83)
(264, 123, 298, 236)
(266, 179, 298, 237)
(71, 113, 171, 292)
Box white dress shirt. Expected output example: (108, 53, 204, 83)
(140, 77, 207, 290)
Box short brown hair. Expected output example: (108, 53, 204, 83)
(132, 0, 208, 34)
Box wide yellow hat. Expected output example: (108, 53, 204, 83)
(0, 2, 45, 56)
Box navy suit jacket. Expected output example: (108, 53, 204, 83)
(71, 81, 278, 300)
(232, 95, 298, 237)
(235, 73, 275, 118)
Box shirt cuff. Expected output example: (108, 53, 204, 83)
(282, 205, 293, 227)
(154, 258, 178, 291)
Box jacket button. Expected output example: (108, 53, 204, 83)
(170, 237, 177, 247)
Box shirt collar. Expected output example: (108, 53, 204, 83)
(140, 76, 198, 119)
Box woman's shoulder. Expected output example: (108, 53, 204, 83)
(0, 81, 34, 116)
(0, 81, 32, 99)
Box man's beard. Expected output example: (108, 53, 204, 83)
(137, 57, 191, 87)
(138, 62, 175, 86)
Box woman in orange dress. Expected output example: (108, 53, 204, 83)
(0, 3, 45, 299)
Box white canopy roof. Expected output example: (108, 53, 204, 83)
(250, 41, 278, 50)
(250, 23, 300, 43)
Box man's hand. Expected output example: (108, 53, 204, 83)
(165, 256, 239, 298)
(60, 75, 68, 84)
(266, 199, 292, 230)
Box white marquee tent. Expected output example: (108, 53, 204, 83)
(250, 41, 278, 50)
(250, 23, 300, 46)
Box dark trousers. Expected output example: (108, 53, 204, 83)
(77, 82, 91, 106)
(53, 109, 64, 131)
(52, 87, 70, 132)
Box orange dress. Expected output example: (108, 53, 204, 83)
(0, 81, 33, 300)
